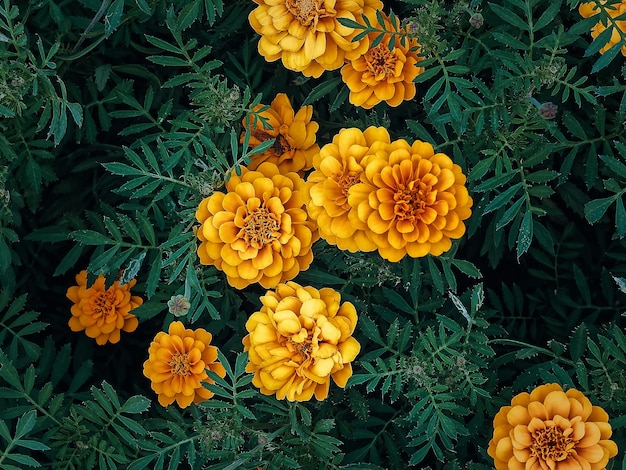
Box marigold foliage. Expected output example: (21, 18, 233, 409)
(488, 383, 618, 470)
(66, 270, 142, 345)
(143, 321, 226, 408)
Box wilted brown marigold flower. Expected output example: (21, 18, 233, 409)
(242, 93, 319, 175)
(66, 270, 142, 345)
(303, 126, 391, 253)
(195, 162, 318, 289)
(340, 13, 424, 109)
(248, 0, 383, 78)
(143, 321, 226, 408)
(348, 139, 473, 261)
(579, 1, 626, 56)
(243, 282, 360, 401)
(488, 383, 618, 470)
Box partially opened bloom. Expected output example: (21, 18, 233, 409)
(242, 93, 319, 175)
(579, 1, 626, 56)
(488, 383, 618, 470)
(243, 282, 360, 401)
(196, 162, 318, 289)
(143, 321, 226, 408)
(248, 0, 383, 78)
(341, 13, 424, 109)
(348, 139, 472, 261)
(303, 126, 390, 252)
(66, 270, 142, 345)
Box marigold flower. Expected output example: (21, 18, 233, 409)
(142, 321, 226, 408)
(66, 270, 142, 345)
(242, 93, 319, 175)
(196, 162, 319, 289)
(348, 139, 473, 261)
(488, 383, 618, 470)
(303, 126, 391, 252)
(340, 13, 424, 109)
(248, 0, 383, 78)
(242, 282, 360, 401)
(579, 1, 626, 56)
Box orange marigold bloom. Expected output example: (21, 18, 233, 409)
(248, 0, 383, 78)
(488, 383, 618, 470)
(341, 13, 424, 109)
(579, 1, 626, 56)
(143, 321, 226, 408)
(242, 93, 319, 175)
(66, 270, 142, 345)
(242, 281, 360, 401)
(348, 139, 472, 261)
(303, 126, 391, 252)
(196, 162, 319, 289)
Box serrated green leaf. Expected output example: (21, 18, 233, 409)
(570, 324, 587, 361)
(489, 3, 529, 31)
(584, 195, 618, 224)
(516, 211, 533, 260)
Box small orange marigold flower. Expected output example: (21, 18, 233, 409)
(488, 383, 618, 470)
(248, 0, 383, 78)
(243, 281, 360, 401)
(66, 270, 142, 345)
(348, 139, 473, 261)
(196, 162, 319, 289)
(340, 13, 424, 109)
(303, 126, 391, 253)
(242, 93, 319, 175)
(579, 1, 626, 56)
(142, 321, 226, 408)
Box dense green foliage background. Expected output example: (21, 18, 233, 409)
(1, 0, 625, 468)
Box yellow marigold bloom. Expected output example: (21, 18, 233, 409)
(66, 270, 142, 345)
(196, 162, 318, 289)
(303, 126, 391, 252)
(242, 93, 319, 175)
(579, 1, 626, 56)
(348, 139, 472, 261)
(242, 281, 360, 401)
(143, 321, 226, 408)
(488, 383, 618, 470)
(340, 13, 424, 109)
(248, 0, 383, 78)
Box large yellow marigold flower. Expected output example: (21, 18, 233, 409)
(348, 139, 472, 261)
(579, 1, 626, 56)
(303, 126, 391, 252)
(340, 13, 424, 109)
(242, 281, 360, 401)
(488, 383, 618, 470)
(248, 0, 383, 78)
(242, 93, 319, 175)
(196, 162, 319, 289)
(66, 270, 142, 345)
(143, 321, 226, 408)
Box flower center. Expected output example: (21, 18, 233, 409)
(272, 134, 291, 155)
(394, 180, 433, 220)
(243, 206, 281, 248)
(286, 0, 325, 27)
(337, 170, 361, 209)
(92, 290, 115, 318)
(530, 425, 575, 462)
(168, 352, 191, 376)
(365, 43, 398, 79)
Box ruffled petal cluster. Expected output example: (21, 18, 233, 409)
(348, 138, 472, 261)
(340, 13, 424, 109)
(242, 281, 360, 401)
(303, 126, 390, 252)
(196, 162, 319, 289)
(579, 1, 626, 56)
(249, 0, 383, 78)
(66, 270, 142, 345)
(488, 383, 618, 470)
(242, 93, 319, 175)
(142, 321, 226, 408)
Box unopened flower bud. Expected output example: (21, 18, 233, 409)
(469, 13, 483, 28)
(167, 294, 191, 317)
(538, 102, 558, 119)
